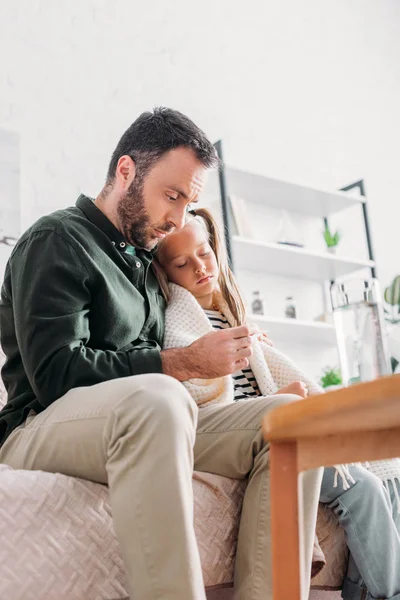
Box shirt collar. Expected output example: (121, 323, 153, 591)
(76, 194, 155, 259)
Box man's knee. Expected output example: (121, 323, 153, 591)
(143, 373, 198, 419)
(115, 373, 198, 431)
(263, 392, 303, 412)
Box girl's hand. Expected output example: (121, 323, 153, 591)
(259, 331, 273, 346)
(249, 324, 273, 346)
(276, 381, 308, 398)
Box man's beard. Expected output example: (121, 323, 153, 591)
(117, 177, 172, 250)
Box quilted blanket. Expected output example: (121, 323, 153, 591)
(0, 463, 246, 600)
(0, 461, 347, 600)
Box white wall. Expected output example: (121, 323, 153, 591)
(1, 0, 399, 374)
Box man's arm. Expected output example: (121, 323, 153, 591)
(161, 327, 253, 381)
(5, 230, 162, 408)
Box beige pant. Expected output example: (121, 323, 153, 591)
(0, 373, 321, 600)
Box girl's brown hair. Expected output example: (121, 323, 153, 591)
(154, 207, 246, 326)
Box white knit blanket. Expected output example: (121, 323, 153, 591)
(163, 283, 322, 406)
(164, 283, 400, 506)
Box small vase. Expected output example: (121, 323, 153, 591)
(327, 246, 337, 254)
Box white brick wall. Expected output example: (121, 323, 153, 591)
(1, 0, 399, 272)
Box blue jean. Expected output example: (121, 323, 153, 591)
(320, 465, 400, 600)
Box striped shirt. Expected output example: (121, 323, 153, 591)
(204, 309, 261, 401)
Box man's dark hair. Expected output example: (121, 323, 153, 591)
(106, 107, 219, 183)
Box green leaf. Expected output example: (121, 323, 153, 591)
(391, 357, 399, 373)
(385, 275, 400, 306)
(323, 228, 340, 248)
(320, 366, 342, 387)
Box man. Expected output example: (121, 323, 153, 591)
(0, 107, 321, 600)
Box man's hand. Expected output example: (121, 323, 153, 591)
(161, 326, 253, 381)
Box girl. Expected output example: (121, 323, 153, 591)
(155, 207, 400, 600)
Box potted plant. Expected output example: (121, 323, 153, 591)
(384, 275, 400, 373)
(323, 223, 341, 254)
(319, 366, 342, 391)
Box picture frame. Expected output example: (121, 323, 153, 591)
(229, 194, 254, 239)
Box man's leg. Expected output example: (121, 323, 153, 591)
(194, 395, 322, 600)
(320, 465, 400, 600)
(0, 374, 205, 600)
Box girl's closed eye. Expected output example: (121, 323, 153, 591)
(154, 211, 221, 307)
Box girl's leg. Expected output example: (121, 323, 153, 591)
(386, 478, 400, 527)
(320, 465, 400, 600)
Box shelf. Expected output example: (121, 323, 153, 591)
(207, 167, 365, 218)
(249, 314, 337, 346)
(233, 237, 375, 282)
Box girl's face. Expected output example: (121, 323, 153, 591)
(157, 220, 219, 308)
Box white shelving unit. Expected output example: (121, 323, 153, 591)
(233, 237, 375, 282)
(249, 315, 336, 346)
(207, 167, 364, 217)
(206, 147, 376, 373)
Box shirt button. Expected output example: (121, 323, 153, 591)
(111, 241, 116, 246)
(135, 261, 141, 268)
(119, 242, 126, 249)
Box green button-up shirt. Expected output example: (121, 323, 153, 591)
(0, 194, 165, 444)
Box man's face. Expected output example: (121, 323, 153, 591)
(117, 147, 207, 251)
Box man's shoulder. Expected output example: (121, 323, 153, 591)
(17, 205, 91, 250)
(23, 205, 85, 237)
